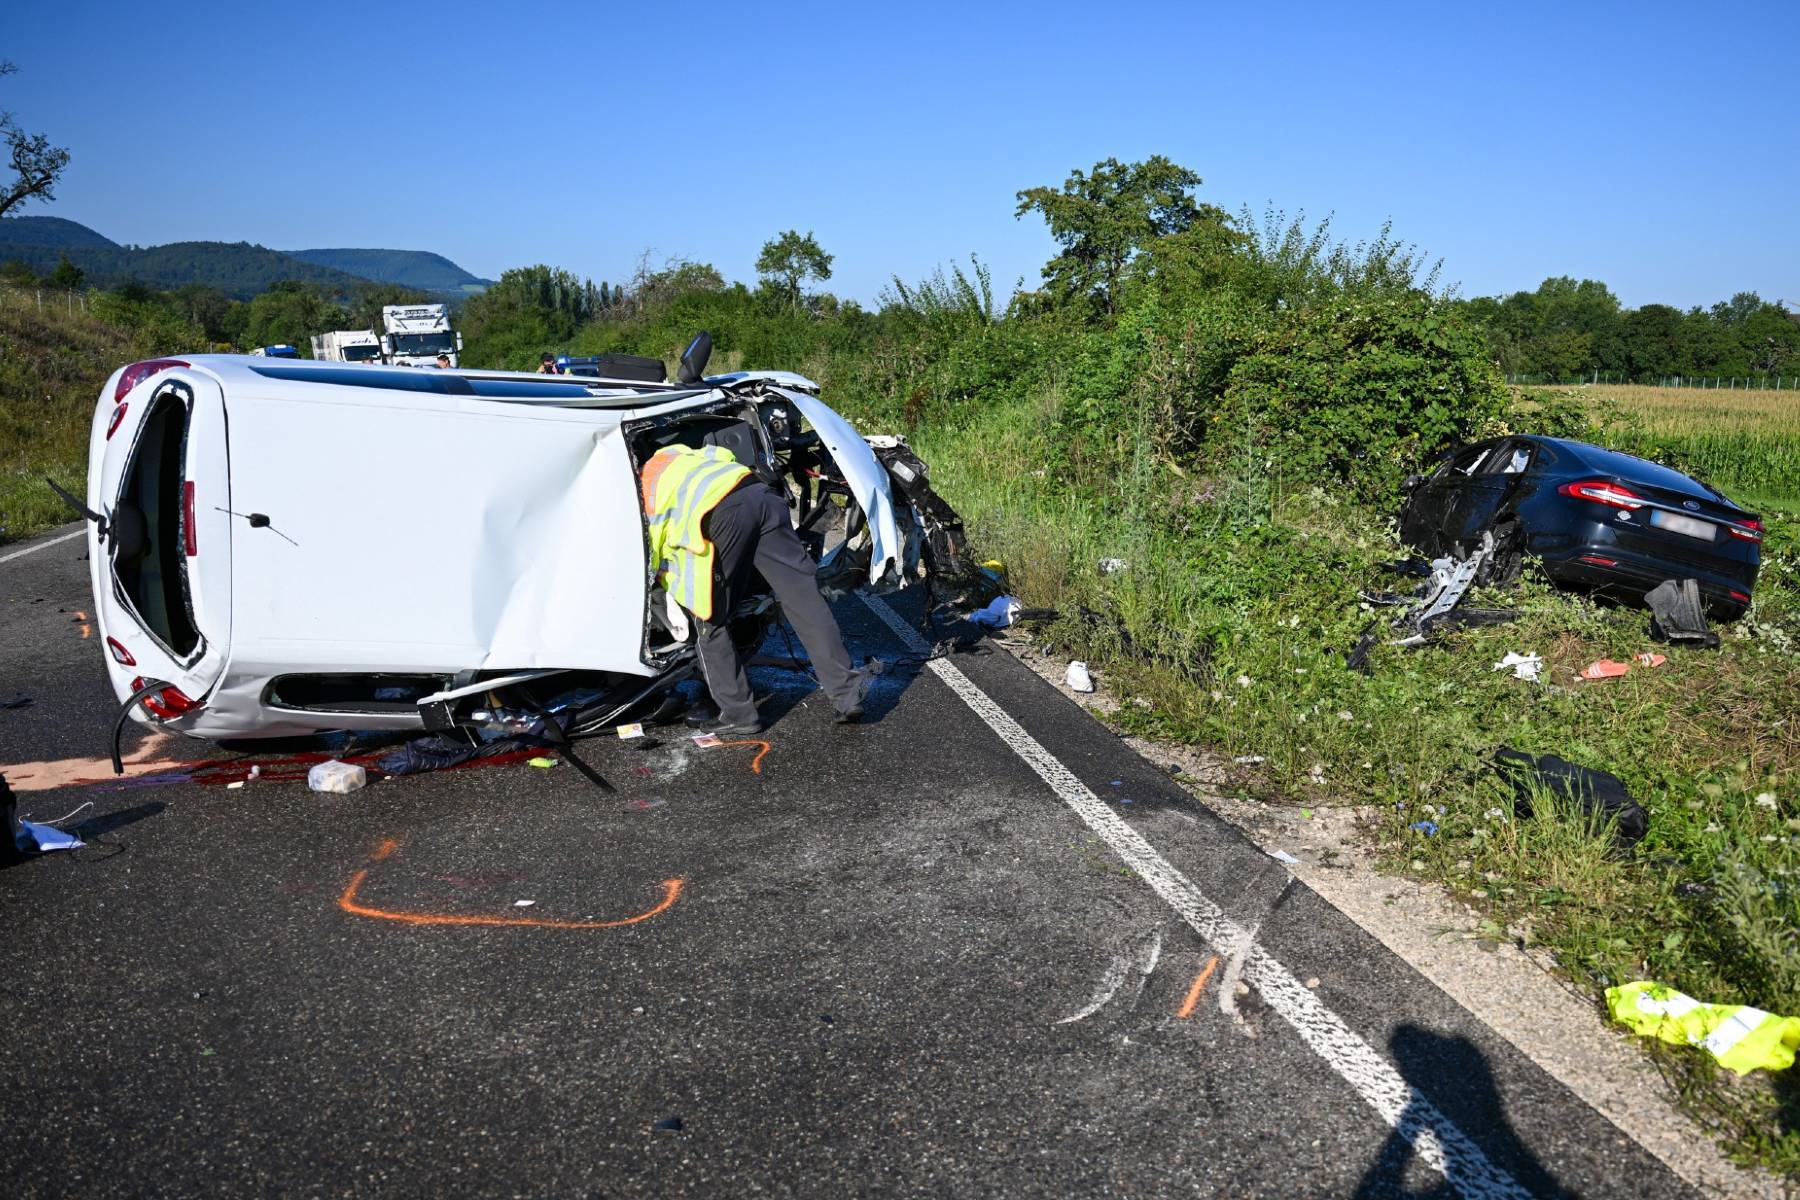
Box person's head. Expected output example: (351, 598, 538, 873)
(541, 352, 555, 369)
(436, 353, 451, 369)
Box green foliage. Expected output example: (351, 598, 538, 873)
(46, 251, 81, 290)
(755, 230, 833, 313)
(1015, 156, 1230, 316)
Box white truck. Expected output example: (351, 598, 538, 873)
(380, 303, 462, 367)
(310, 329, 383, 363)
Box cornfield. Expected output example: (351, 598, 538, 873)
(1586, 383, 1800, 507)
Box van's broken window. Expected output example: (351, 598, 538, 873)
(115, 388, 200, 657)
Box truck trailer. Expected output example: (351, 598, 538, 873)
(310, 329, 383, 363)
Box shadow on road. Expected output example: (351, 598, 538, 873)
(1353, 1024, 1573, 1199)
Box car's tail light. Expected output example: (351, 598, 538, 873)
(113, 359, 189, 403)
(106, 637, 136, 666)
(1729, 518, 1764, 543)
(1558, 480, 1644, 509)
(182, 481, 197, 556)
(131, 677, 201, 719)
(105, 402, 129, 440)
(1729, 589, 1751, 603)
(1576, 554, 1619, 567)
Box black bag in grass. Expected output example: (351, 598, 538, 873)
(1492, 747, 1649, 850)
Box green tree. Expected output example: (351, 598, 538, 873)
(46, 252, 83, 291)
(240, 281, 344, 352)
(755, 230, 833, 313)
(345, 282, 431, 337)
(0, 61, 70, 218)
(1, 257, 37, 286)
(1015, 155, 1228, 317)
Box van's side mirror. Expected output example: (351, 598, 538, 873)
(1401, 474, 1425, 493)
(677, 331, 713, 385)
(379, 337, 392, 356)
(455, 333, 464, 351)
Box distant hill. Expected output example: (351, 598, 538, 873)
(287, 248, 491, 295)
(0, 215, 120, 250)
(0, 216, 489, 300)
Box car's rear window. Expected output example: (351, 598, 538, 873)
(116, 389, 200, 657)
(1568, 443, 1724, 500)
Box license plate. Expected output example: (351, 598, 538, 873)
(1650, 510, 1717, 541)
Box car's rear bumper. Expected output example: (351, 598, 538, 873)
(1538, 541, 1756, 615)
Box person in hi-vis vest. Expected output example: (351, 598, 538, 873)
(640, 443, 871, 734)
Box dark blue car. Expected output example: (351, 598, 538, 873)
(1399, 436, 1762, 619)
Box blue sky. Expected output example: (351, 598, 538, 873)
(5, 0, 1795, 308)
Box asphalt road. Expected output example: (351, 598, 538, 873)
(2, 524, 1696, 1199)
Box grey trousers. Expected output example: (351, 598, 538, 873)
(693, 482, 868, 726)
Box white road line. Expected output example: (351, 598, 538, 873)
(0, 528, 83, 567)
(861, 594, 1531, 1200)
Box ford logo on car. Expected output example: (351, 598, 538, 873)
(1684, 500, 1701, 510)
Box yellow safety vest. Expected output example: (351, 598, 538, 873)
(640, 445, 751, 621)
(1607, 981, 1800, 1075)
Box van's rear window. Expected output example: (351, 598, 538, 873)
(115, 389, 200, 657)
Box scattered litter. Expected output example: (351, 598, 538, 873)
(968, 595, 1023, 629)
(1578, 659, 1632, 681)
(14, 818, 83, 853)
(1300, 808, 1313, 820)
(527, 757, 558, 768)
(652, 1116, 684, 1133)
(1269, 850, 1301, 865)
(247, 765, 261, 781)
(1065, 661, 1095, 692)
(616, 723, 645, 739)
(692, 733, 723, 748)
(1492, 651, 1544, 681)
(1409, 820, 1439, 836)
(1646, 578, 1720, 649)
(1233, 755, 1266, 765)
(306, 760, 367, 794)
(1634, 652, 1667, 668)
(513, 900, 536, 908)
(226, 781, 245, 790)
(1098, 558, 1129, 575)
(1109, 780, 1123, 787)
(1606, 981, 1799, 1075)
(1305, 978, 1320, 990)
(1493, 747, 1648, 849)
(0, 696, 32, 710)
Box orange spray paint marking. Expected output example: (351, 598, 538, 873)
(338, 836, 683, 929)
(1176, 954, 1221, 1019)
(718, 739, 772, 774)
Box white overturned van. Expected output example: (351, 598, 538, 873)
(85, 354, 909, 740)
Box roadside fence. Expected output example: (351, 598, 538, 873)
(1507, 371, 1793, 390)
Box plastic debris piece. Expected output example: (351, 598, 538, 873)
(1300, 808, 1313, 819)
(528, 757, 558, 769)
(1270, 849, 1301, 865)
(1065, 661, 1095, 692)
(1098, 558, 1129, 575)
(652, 1116, 684, 1133)
(1646, 579, 1720, 649)
(616, 723, 645, 739)
(1634, 652, 1667, 668)
(15, 818, 82, 853)
(246, 765, 261, 781)
(226, 781, 245, 790)
(1492, 651, 1544, 681)
(513, 900, 536, 908)
(969, 595, 1023, 629)
(1233, 755, 1266, 765)
(306, 760, 367, 794)
(692, 733, 722, 748)
(1410, 820, 1439, 836)
(1, 696, 33, 709)
(1579, 659, 1632, 681)
(1493, 747, 1648, 848)
(1607, 981, 1800, 1075)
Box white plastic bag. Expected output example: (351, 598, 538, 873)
(969, 595, 1023, 629)
(307, 760, 367, 794)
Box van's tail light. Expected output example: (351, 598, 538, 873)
(130, 677, 201, 719)
(106, 637, 136, 666)
(114, 359, 189, 403)
(105, 402, 129, 440)
(1558, 480, 1644, 509)
(1729, 518, 1764, 543)
(182, 481, 197, 556)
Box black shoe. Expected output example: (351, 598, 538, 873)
(834, 705, 864, 725)
(684, 704, 720, 726)
(698, 718, 762, 737)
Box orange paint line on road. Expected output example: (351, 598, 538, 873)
(1177, 954, 1221, 1019)
(338, 836, 683, 929)
(718, 739, 772, 774)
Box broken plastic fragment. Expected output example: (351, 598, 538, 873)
(1410, 820, 1439, 836)
(1492, 651, 1544, 681)
(514, 899, 536, 908)
(527, 757, 558, 768)
(1270, 849, 1301, 865)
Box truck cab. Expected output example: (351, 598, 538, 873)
(381, 303, 462, 367)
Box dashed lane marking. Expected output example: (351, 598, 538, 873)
(0, 528, 84, 567)
(860, 594, 1532, 1200)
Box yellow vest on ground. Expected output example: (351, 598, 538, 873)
(1606, 980, 1800, 1075)
(640, 445, 751, 621)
